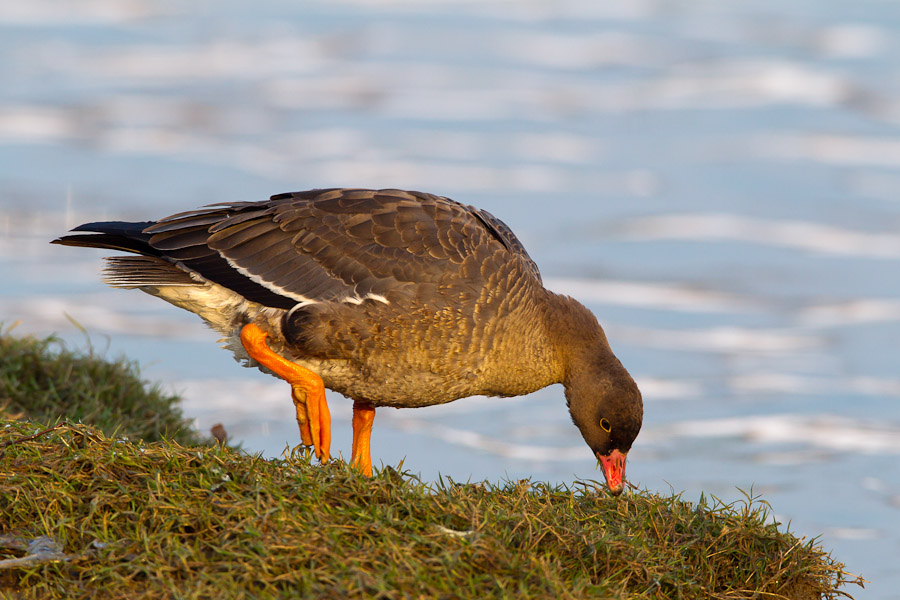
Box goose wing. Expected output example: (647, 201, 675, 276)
(143, 188, 541, 309)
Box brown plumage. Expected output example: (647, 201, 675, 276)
(52, 188, 642, 492)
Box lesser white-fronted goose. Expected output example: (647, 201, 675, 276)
(53, 188, 642, 493)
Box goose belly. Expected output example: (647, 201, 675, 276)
(136, 282, 283, 366)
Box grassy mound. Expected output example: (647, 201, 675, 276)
(0, 325, 202, 445)
(0, 421, 859, 600)
(0, 327, 861, 598)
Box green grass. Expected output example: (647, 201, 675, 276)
(0, 324, 202, 445)
(0, 421, 861, 599)
(0, 327, 862, 599)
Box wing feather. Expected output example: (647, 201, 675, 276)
(132, 188, 540, 309)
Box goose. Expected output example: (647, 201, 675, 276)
(52, 188, 642, 493)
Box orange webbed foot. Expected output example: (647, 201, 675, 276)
(291, 398, 314, 447)
(240, 323, 331, 462)
(291, 382, 331, 462)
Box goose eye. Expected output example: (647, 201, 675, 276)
(599, 418, 611, 433)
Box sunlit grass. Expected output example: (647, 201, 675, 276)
(0, 327, 862, 599)
(0, 323, 202, 445)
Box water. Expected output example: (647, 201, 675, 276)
(2, 1, 898, 596)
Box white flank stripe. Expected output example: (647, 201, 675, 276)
(220, 255, 317, 304)
(343, 293, 389, 305)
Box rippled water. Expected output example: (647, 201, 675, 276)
(2, 1, 899, 596)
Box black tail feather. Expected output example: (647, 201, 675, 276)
(51, 221, 159, 256)
(70, 220, 156, 236)
(53, 219, 298, 309)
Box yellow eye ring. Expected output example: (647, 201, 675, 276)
(600, 418, 611, 433)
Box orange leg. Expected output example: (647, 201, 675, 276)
(240, 323, 331, 462)
(350, 402, 376, 477)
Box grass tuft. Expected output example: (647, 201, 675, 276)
(0, 324, 202, 445)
